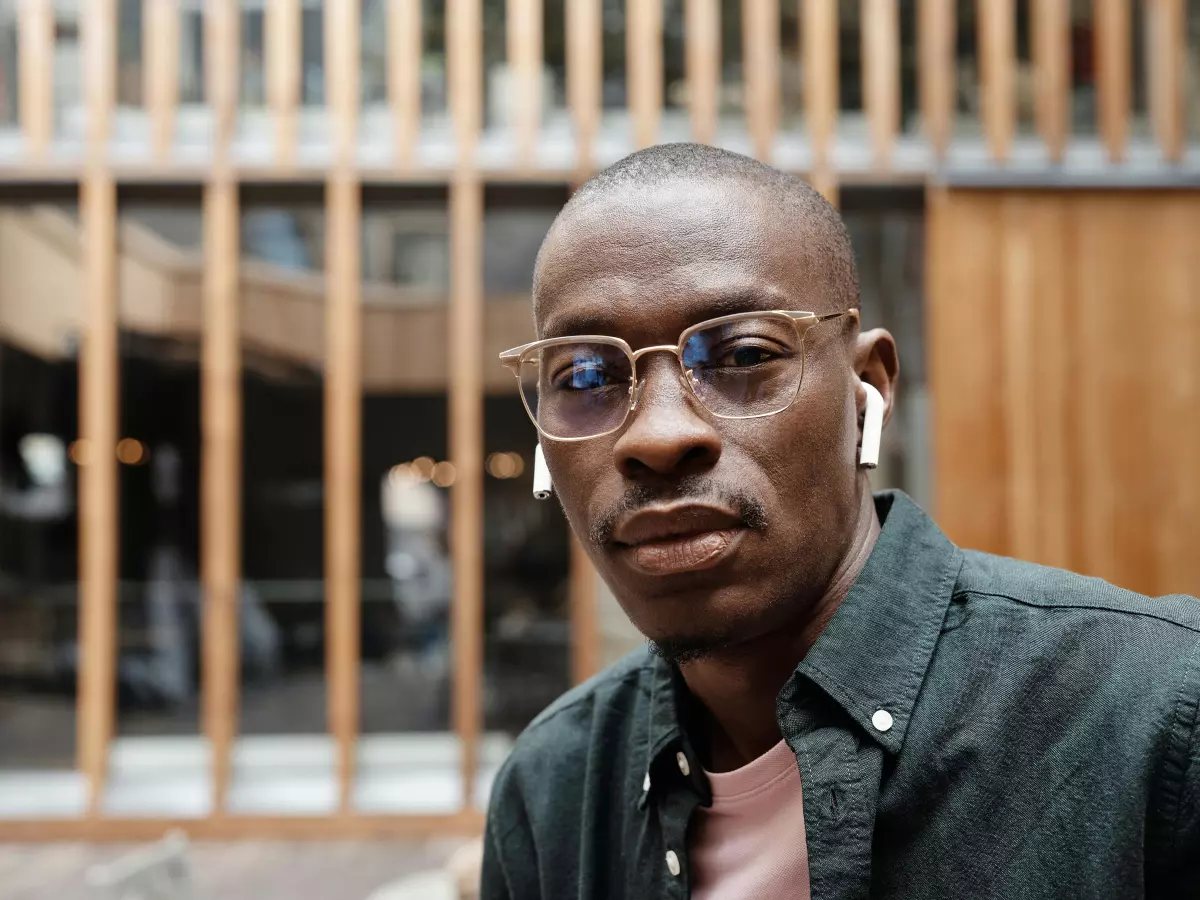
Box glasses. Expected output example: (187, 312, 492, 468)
(499, 309, 858, 441)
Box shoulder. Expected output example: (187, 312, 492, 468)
(955, 549, 1200, 636)
(948, 550, 1200, 711)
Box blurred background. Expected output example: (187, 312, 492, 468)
(0, 1, 1197, 897)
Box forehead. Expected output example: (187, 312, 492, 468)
(534, 181, 829, 342)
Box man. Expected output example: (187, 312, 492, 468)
(482, 143, 1200, 899)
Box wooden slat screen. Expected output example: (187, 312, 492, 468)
(0, 0, 1195, 842)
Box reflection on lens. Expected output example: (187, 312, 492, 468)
(683, 315, 805, 418)
(519, 342, 633, 439)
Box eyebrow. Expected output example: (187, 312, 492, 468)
(540, 290, 790, 339)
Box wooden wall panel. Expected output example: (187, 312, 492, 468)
(1094, 0, 1131, 162)
(509, 0, 544, 165)
(929, 188, 1200, 598)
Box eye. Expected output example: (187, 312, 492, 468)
(723, 345, 775, 367)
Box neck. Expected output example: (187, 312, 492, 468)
(679, 483, 881, 772)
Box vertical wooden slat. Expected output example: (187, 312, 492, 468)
(448, 0, 483, 166)
(1094, 0, 1131, 163)
(17, 0, 54, 159)
(804, 0, 839, 179)
(78, 0, 119, 814)
(201, 0, 240, 817)
(509, 0, 544, 166)
(325, 0, 362, 814)
(569, 536, 599, 685)
(862, 0, 900, 169)
(743, 0, 780, 161)
(978, 0, 1015, 162)
(1032, 0, 1070, 162)
(144, 0, 180, 161)
(200, 180, 239, 816)
(918, 0, 954, 159)
(685, 0, 720, 144)
(627, 0, 663, 149)
(267, 0, 301, 166)
(388, 0, 422, 165)
(1147, 0, 1184, 163)
(449, 177, 484, 809)
(567, 0, 602, 172)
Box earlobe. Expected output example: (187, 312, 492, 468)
(858, 383, 884, 469)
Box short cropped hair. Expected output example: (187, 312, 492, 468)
(534, 142, 859, 315)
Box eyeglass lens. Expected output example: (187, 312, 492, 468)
(518, 315, 806, 440)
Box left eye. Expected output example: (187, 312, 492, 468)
(715, 344, 777, 367)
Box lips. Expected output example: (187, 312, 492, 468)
(611, 504, 747, 576)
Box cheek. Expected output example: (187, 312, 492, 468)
(542, 443, 608, 534)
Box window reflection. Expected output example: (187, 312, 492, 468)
(0, 2, 16, 127)
(238, 186, 327, 737)
(0, 198, 81, 783)
(359, 188, 452, 738)
(482, 188, 571, 738)
(115, 194, 204, 742)
(843, 188, 928, 506)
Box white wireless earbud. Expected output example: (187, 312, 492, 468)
(533, 444, 553, 500)
(859, 382, 884, 469)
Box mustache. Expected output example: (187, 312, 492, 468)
(588, 475, 769, 547)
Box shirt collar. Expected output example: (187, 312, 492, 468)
(643, 490, 962, 781)
(790, 491, 962, 755)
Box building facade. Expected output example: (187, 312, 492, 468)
(0, 0, 1198, 839)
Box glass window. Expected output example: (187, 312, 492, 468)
(236, 187, 327, 742)
(0, 1, 17, 128)
(480, 188, 571, 780)
(301, 2, 324, 107)
(361, 0, 388, 107)
(116, 0, 143, 109)
(241, 7, 267, 107)
(423, 0, 448, 120)
(0, 195, 86, 818)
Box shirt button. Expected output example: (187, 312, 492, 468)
(872, 708, 894, 732)
(642, 771, 651, 792)
(675, 751, 691, 777)
(665, 850, 681, 877)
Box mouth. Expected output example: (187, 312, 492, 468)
(610, 504, 747, 577)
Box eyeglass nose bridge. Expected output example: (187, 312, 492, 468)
(626, 343, 693, 412)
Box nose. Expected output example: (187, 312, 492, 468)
(613, 355, 722, 479)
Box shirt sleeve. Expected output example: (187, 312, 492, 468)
(1151, 636, 1200, 896)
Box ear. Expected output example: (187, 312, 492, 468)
(852, 327, 900, 441)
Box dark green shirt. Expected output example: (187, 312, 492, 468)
(481, 492, 1200, 899)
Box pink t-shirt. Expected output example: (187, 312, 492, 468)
(689, 738, 811, 900)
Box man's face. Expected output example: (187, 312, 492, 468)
(534, 180, 864, 659)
